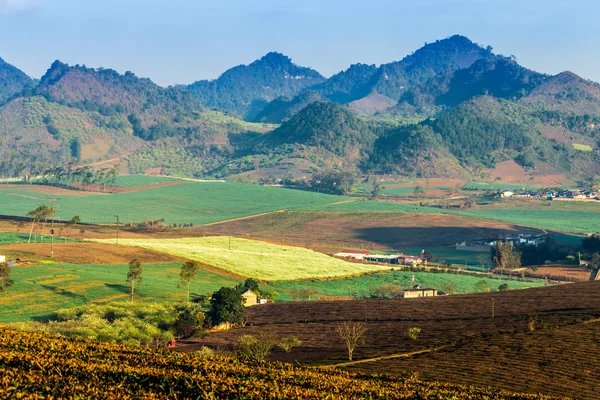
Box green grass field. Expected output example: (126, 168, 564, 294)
(0, 182, 342, 225)
(456, 202, 600, 234)
(0, 262, 240, 322)
(113, 175, 181, 188)
(573, 143, 593, 152)
(93, 236, 391, 281)
(0, 232, 77, 245)
(269, 270, 547, 300)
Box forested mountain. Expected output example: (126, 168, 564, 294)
(255, 35, 496, 120)
(521, 71, 600, 115)
(1, 35, 599, 183)
(0, 57, 34, 104)
(186, 52, 325, 120)
(252, 91, 327, 124)
(398, 57, 547, 110)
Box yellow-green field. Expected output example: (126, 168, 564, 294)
(93, 236, 390, 281)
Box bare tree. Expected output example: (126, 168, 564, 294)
(337, 321, 367, 361)
(493, 241, 521, 275)
(0, 262, 14, 293)
(27, 205, 52, 244)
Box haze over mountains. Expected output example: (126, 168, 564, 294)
(1, 35, 599, 184)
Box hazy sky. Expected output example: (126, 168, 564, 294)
(0, 0, 598, 86)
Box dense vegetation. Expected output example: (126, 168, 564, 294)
(0, 328, 556, 399)
(0, 57, 34, 104)
(186, 52, 325, 120)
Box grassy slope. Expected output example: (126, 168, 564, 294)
(93, 237, 391, 281)
(0, 182, 342, 225)
(270, 271, 546, 300)
(0, 262, 239, 322)
(113, 175, 181, 188)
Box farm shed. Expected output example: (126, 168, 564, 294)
(334, 250, 371, 260)
(241, 289, 267, 307)
(364, 254, 399, 264)
(403, 285, 438, 298)
(0, 255, 5, 263)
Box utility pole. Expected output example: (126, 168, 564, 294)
(114, 215, 120, 245)
(50, 200, 55, 258)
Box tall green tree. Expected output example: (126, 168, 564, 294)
(27, 205, 52, 244)
(210, 286, 246, 326)
(0, 263, 14, 293)
(126, 259, 143, 302)
(179, 261, 200, 302)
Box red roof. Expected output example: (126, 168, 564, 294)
(338, 250, 370, 255)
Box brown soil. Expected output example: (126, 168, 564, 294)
(524, 265, 591, 281)
(487, 160, 568, 187)
(0, 242, 184, 264)
(180, 281, 600, 399)
(194, 211, 544, 253)
(383, 178, 467, 188)
(0, 185, 101, 197)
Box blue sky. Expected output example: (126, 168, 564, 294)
(0, 0, 598, 86)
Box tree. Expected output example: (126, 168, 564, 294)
(337, 321, 367, 361)
(371, 182, 384, 199)
(66, 215, 81, 241)
(209, 286, 246, 326)
(126, 259, 143, 302)
(278, 336, 302, 352)
(591, 253, 600, 270)
(493, 241, 521, 275)
(27, 205, 52, 244)
(474, 280, 491, 293)
(408, 327, 421, 340)
(235, 333, 277, 363)
(243, 278, 259, 292)
(173, 307, 202, 338)
(310, 170, 356, 195)
(413, 185, 425, 198)
(498, 283, 510, 291)
(441, 283, 458, 295)
(0, 262, 14, 293)
(70, 138, 82, 160)
(179, 261, 200, 302)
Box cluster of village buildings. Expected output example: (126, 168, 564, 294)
(500, 189, 599, 200)
(333, 250, 427, 265)
(456, 233, 547, 253)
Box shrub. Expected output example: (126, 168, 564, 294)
(278, 337, 302, 352)
(235, 333, 278, 363)
(408, 327, 421, 341)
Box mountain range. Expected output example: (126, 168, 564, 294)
(1, 35, 599, 184)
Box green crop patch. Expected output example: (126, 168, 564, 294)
(572, 143, 593, 151)
(93, 236, 391, 281)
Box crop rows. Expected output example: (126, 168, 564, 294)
(0, 328, 559, 399)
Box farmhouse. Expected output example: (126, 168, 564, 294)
(402, 285, 438, 298)
(397, 255, 425, 265)
(500, 191, 514, 198)
(334, 250, 371, 260)
(0, 255, 5, 263)
(241, 289, 267, 307)
(364, 254, 399, 264)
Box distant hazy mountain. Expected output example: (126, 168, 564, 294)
(0, 56, 34, 104)
(186, 52, 325, 120)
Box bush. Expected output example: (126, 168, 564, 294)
(408, 327, 421, 341)
(278, 337, 302, 352)
(235, 333, 277, 363)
